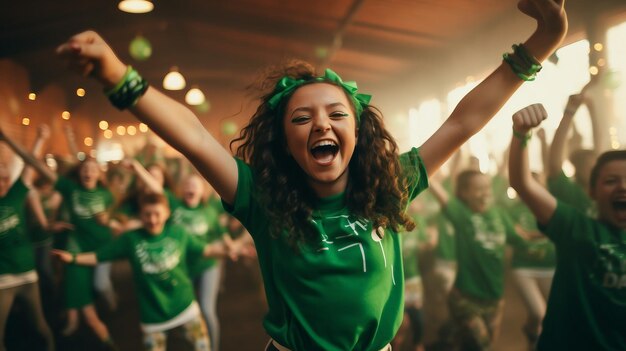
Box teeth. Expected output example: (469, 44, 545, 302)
(312, 140, 337, 148)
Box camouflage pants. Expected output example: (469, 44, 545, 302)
(143, 315, 210, 351)
(445, 289, 504, 351)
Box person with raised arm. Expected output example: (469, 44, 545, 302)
(509, 102, 626, 350)
(57, 1, 567, 349)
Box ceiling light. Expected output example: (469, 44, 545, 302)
(185, 87, 205, 105)
(163, 67, 186, 90)
(118, 0, 153, 14)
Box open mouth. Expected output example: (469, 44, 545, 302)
(612, 198, 626, 221)
(310, 140, 339, 164)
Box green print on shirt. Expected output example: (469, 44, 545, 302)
(310, 215, 394, 280)
(171, 207, 210, 237)
(593, 244, 626, 289)
(71, 191, 108, 219)
(470, 214, 506, 254)
(135, 237, 182, 275)
(0, 208, 20, 235)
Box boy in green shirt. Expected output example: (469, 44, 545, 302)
(53, 192, 242, 351)
(429, 170, 517, 350)
(510, 103, 626, 351)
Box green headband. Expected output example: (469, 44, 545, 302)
(267, 68, 372, 123)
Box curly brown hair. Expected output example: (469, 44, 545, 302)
(232, 60, 415, 248)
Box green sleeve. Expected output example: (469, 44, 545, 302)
(399, 147, 430, 202)
(96, 233, 131, 262)
(442, 197, 466, 227)
(537, 201, 582, 246)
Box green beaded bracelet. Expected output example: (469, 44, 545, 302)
(512, 128, 532, 147)
(104, 66, 149, 110)
(503, 44, 542, 81)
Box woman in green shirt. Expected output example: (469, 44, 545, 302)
(56, 3, 567, 348)
(510, 103, 626, 351)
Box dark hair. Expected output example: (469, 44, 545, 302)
(231, 60, 414, 248)
(590, 150, 626, 191)
(66, 157, 106, 188)
(138, 192, 169, 211)
(455, 169, 485, 197)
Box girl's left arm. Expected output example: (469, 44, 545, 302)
(420, 0, 567, 177)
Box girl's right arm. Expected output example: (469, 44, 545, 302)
(57, 32, 238, 204)
(509, 103, 557, 225)
(547, 93, 584, 178)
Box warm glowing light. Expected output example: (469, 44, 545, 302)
(589, 66, 599, 75)
(28, 93, 36, 101)
(506, 187, 518, 200)
(163, 67, 186, 90)
(116, 126, 126, 136)
(104, 130, 113, 139)
(139, 123, 148, 132)
(593, 43, 603, 51)
(609, 126, 617, 135)
(185, 87, 205, 105)
(76, 88, 86, 97)
(611, 140, 621, 149)
(84, 137, 93, 147)
(597, 58, 606, 67)
(90, 149, 98, 158)
(118, 0, 154, 13)
(99, 120, 109, 130)
(127, 126, 137, 135)
(62, 111, 71, 120)
(22, 117, 30, 126)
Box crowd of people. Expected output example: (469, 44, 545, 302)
(1, 0, 625, 350)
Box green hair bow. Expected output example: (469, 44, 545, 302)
(267, 68, 372, 123)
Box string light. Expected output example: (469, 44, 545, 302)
(28, 93, 36, 101)
(76, 88, 86, 97)
(127, 126, 137, 135)
(104, 130, 113, 139)
(62, 111, 71, 120)
(99, 120, 109, 130)
(139, 123, 148, 132)
(84, 137, 93, 147)
(22, 117, 30, 126)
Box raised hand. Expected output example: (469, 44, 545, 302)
(564, 94, 584, 116)
(518, 0, 567, 35)
(56, 31, 127, 88)
(512, 103, 548, 134)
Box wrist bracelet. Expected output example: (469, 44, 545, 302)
(513, 128, 532, 147)
(104, 66, 149, 110)
(503, 43, 542, 81)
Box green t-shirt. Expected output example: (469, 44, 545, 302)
(96, 224, 205, 324)
(0, 180, 35, 275)
(548, 171, 595, 217)
(444, 197, 516, 300)
(402, 215, 428, 279)
(223, 147, 428, 351)
(507, 200, 556, 269)
(55, 176, 113, 252)
(434, 213, 456, 261)
(170, 197, 226, 277)
(536, 202, 626, 351)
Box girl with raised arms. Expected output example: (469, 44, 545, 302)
(56, 1, 567, 349)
